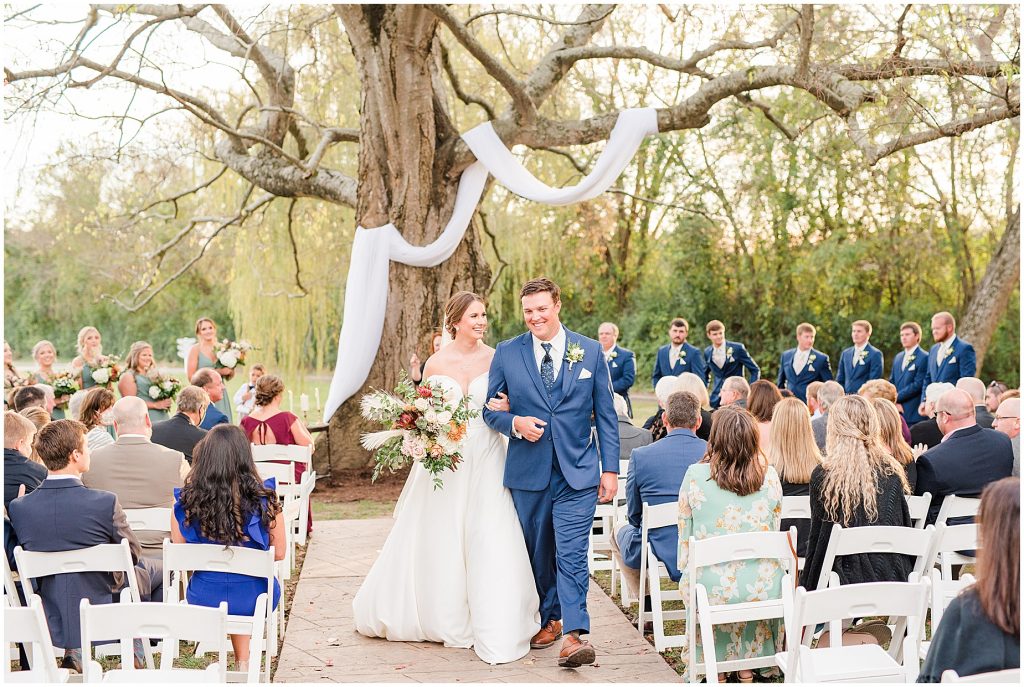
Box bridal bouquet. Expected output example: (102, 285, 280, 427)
(51, 372, 80, 407)
(215, 339, 255, 369)
(90, 356, 122, 387)
(360, 375, 478, 490)
(147, 372, 182, 402)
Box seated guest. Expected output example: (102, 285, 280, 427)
(806, 381, 824, 419)
(19, 405, 50, 433)
(748, 380, 783, 455)
(83, 397, 189, 559)
(678, 406, 783, 682)
(910, 382, 955, 450)
(151, 386, 210, 464)
(717, 375, 749, 409)
(918, 477, 1019, 682)
(957, 377, 994, 429)
(614, 394, 651, 463)
(915, 389, 1013, 526)
(4, 411, 46, 509)
(35, 384, 57, 418)
(66, 389, 88, 421)
(985, 381, 1008, 414)
(676, 372, 713, 441)
(232, 364, 266, 420)
(9, 385, 45, 413)
(767, 398, 821, 557)
(79, 387, 116, 451)
(859, 378, 911, 443)
(191, 369, 230, 430)
(801, 395, 913, 591)
(810, 381, 843, 454)
(643, 375, 684, 442)
(611, 391, 706, 600)
(172, 425, 284, 674)
(8, 419, 160, 672)
(991, 397, 1019, 477)
(871, 398, 918, 491)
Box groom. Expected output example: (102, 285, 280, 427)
(483, 277, 620, 668)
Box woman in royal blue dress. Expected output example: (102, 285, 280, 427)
(171, 424, 285, 672)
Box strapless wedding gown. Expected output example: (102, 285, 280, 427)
(352, 373, 540, 664)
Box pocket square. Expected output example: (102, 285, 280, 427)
(578, 368, 593, 380)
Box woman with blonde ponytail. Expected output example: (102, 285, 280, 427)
(801, 395, 913, 590)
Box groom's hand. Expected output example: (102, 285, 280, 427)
(597, 471, 618, 503)
(513, 416, 546, 442)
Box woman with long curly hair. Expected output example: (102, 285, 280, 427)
(801, 395, 913, 592)
(171, 425, 285, 671)
(79, 387, 116, 451)
(918, 477, 1019, 681)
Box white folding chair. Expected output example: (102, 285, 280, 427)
(4, 595, 70, 683)
(162, 541, 276, 683)
(122, 508, 172, 533)
(941, 668, 1022, 683)
(934, 495, 980, 528)
(635, 501, 683, 648)
(905, 493, 932, 529)
(80, 599, 228, 683)
(608, 459, 631, 600)
(588, 502, 617, 575)
(255, 463, 299, 576)
(252, 446, 316, 547)
(4, 550, 22, 606)
(815, 525, 935, 592)
(781, 495, 811, 567)
(687, 529, 797, 683)
(775, 576, 930, 683)
(918, 523, 979, 659)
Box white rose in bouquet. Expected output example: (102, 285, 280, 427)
(414, 398, 430, 412)
(217, 349, 240, 368)
(162, 381, 174, 391)
(436, 410, 453, 425)
(149, 386, 162, 399)
(92, 368, 110, 385)
(424, 409, 437, 423)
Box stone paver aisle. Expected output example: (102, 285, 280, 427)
(275, 519, 680, 683)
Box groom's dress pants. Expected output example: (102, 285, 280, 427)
(510, 457, 598, 635)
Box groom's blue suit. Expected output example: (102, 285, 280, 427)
(484, 327, 619, 635)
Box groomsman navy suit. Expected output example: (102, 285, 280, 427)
(651, 318, 706, 389)
(921, 312, 977, 393)
(890, 323, 928, 425)
(777, 324, 833, 403)
(598, 322, 636, 417)
(703, 322, 760, 407)
(836, 320, 883, 394)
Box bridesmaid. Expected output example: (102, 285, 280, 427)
(70, 326, 105, 390)
(118, 341, 172, 424)
(31, 340, 67, 419)
(186, 317, 234, 423)
(4, 340, 29, 402)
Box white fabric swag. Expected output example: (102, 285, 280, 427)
(323, 107, 660, 422)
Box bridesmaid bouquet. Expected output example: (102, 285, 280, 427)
(90, 356, 122, 386)
(51, 372, 80, 407)
(215, 339, 255, 369)
(359, 375, 478, 490)
(147, 372, 182, 401)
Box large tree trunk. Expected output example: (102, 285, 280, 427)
(959, 204, 1020, 371)
(314, 5, 491, 472)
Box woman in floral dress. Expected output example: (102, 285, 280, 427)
(678, 405, 783, 682)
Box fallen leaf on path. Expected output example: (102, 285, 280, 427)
(325, 659, 334, 667)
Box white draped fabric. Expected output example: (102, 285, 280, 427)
(323, 107, 660, 421)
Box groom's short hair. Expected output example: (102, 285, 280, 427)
(664, 391, 700, 429)
(520, 277, 560, 303)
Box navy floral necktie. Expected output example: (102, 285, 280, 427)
(541, 343, 555, 391)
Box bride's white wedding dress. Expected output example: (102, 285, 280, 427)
(352, 373, 540, 664)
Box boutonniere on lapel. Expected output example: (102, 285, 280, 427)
(607, 350, 618, 367)
(565, 342, 585, 371)
(677, 348, 687, 365)
(726, 346, 735, 363)
(856, 349, 868, 366)
(807, 353, 817, 372)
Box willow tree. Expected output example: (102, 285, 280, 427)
(7, 4, 1019, 468)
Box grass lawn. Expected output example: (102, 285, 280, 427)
(313, 499, 395, 520)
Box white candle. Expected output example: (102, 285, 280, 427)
(300, 393, 310, 413)
(288, 390, 294, 412)
(315, 387, 321, 412)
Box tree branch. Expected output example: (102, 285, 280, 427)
(466, 7, 616, 28)
(440, 42, 495, 119)
(893, 5, 913, 58)
(796, 5, 814, 81)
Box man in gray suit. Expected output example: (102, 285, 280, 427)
(83, 396, 189, 558)
(811, 381, 844, 453)
(614, 394, 652, 463)
(992, 397, 1020, 477)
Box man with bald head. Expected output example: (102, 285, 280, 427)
(956, 377, 994, 428)
(991, 397, 1020, 477)
(914, 388, 1013, 525)
(83, 396, 189, 558)
(919, 312, 976, 416)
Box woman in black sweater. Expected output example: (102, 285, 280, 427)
(800, 395, 913, 590)
(918, 477, 1019, 682)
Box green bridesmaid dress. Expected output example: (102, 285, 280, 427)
(197, 349, 233, 422)
(32, 372, 65, 419)
(134, 372, 170, 424)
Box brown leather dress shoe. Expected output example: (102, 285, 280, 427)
(558, 635, 596, 668)
(530, 619, 562, 649)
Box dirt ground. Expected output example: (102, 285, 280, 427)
(314, 465, 410, 503)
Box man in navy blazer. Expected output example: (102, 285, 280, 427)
(889, 321, 928, 425)
(836, 319, 884, 394)
(598, 322, 636, 417)
(191, 370, 230, 430)
(703, 320, 760, 407)
(612, 391, 706, 599)
(919, 312, 977, 416)
(651, 318, 706, 390)
(7, 419, 159, 668)
(777, 322, 834, 403)
(914, 390, 1013, 526)
(483, 278, 618, 668)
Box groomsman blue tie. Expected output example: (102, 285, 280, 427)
(541, 343, 555, 391)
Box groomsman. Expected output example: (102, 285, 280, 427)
(703, 320, 760, 408)
(889, 321, 928, 425)
(836, 320, 884, 394)
(598, 322, 636, 417)
(919, 311, 977, 416)
(777, 322, 833, 403)
(651, 318, 706, 390)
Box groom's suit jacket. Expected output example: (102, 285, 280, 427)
(483, 327, 620, 492)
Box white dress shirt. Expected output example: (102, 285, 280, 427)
(902, 345, 920, 370)
(711, 344, 726, 368)
(532, 328, 566, 383)
(794, 348, 811, 374)
(939, 336, 957, 361)
(668, 343, 683, 368)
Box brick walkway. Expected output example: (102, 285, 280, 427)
(274, 519, 680, 683)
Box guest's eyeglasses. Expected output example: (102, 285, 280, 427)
(994, 415, 1019, 422)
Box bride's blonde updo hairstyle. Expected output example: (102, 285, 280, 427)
(444, 291, 484, 338)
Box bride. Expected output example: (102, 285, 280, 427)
(352, 291, 540, 664)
